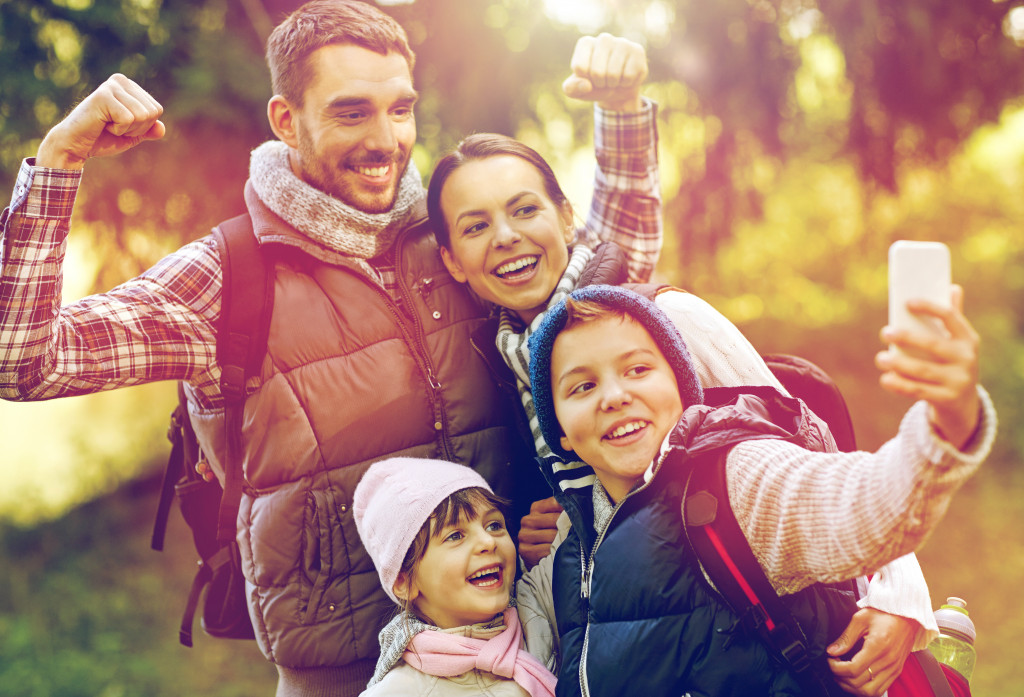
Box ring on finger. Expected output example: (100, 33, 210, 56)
(867, 666, 874, 680)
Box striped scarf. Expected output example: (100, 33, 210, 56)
(495, 245, 597, 491)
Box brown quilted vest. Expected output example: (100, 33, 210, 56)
(190, 189, 529, 668)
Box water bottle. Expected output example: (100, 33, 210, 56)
(928, 596, 977, 682)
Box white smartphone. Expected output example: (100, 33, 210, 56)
(888, 240, 952, 358)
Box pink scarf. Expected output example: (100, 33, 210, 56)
(403, 608, 557, 697)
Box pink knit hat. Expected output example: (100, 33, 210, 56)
(353, 457, 493, 605)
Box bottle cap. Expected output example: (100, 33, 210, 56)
(934, 596, 976, 644)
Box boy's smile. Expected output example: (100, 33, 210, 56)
(551, 315, 685, 503)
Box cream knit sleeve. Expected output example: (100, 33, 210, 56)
(653, 290, 787, 393)
(726, 387, 996, 597)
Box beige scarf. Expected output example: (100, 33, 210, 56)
(248, 140, 425, 261)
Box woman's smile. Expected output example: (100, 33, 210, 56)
(439, 155, 574, 324)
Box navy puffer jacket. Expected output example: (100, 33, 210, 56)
(546, 387, 858, 697)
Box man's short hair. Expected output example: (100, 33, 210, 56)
(267, 0, 416, 107)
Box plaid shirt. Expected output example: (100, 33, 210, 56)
(0, 102, 661, 410)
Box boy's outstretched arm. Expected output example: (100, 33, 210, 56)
(728, 286, 995, 600)
(876, 284, 981, 450)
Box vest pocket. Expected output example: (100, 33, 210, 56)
(300, 488, 337, 624)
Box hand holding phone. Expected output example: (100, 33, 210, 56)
(888, 241, 951, 359)
(881, 240, 982, 449)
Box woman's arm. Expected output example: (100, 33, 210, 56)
(562, 34, 662, 283)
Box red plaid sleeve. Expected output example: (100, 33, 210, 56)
(0, 159, 222, 407)
(587, 98, 662, 283)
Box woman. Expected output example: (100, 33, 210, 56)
(426, 133, 936, 697)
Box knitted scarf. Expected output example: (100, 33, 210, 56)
(402, 608, 557, 697)
(495, 244, 597, 490)
(496, 244, 593, 457)
(370, 612, 433, 687)
(248, 140, 425, 277)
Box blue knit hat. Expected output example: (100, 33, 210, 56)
(528, 285, 705, 460)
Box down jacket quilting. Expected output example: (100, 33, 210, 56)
(547, 388, 858, 697)
(189, 185, 536, 668)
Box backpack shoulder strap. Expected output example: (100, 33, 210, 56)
(151, 381, 193, 551)
(212, 214, 274, 542)
(214, 214, 274, 386)
(577, 242, 630, 288)
(682, 449, 837, 696)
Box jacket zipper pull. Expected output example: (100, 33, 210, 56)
(426, 367, 441, 391)
(581, 552, 592, 600)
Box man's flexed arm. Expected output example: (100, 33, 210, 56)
(0, 75, 219, 403)
(37, 74, 165, 169)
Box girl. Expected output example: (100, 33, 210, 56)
(426, 134, 940, 696)
(353, 457, 557, 697)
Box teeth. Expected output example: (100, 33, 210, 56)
(495, 257, 538, 277)
(608, 421, 646, 439)
(355, 165, 389, 177)
(468, 565, 501, 583)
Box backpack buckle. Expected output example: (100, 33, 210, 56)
(774, 626, 812, 673)
(748, 603, 769, 630)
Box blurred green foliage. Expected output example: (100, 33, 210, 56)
(0, 476, 278, 697)
(1, 0, 1023, 695)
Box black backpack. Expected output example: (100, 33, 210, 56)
(151, 214, 271, 646)
(621, 282, 952, 695)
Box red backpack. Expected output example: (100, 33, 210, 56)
(889, 653, 971, 697)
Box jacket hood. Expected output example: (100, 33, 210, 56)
(542, 385, 824, 543)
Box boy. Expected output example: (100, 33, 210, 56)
(522, 284, 995, 697)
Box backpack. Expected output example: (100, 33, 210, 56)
(682, 355, 967, 697)
(150, 213, 272, 646)
(762, 353, 857, 453)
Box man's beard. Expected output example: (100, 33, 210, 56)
(297, 138, 407, 215)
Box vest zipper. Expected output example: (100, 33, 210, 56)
(349, 241, 454, 462)
(577, 474, 661, 697)
(392, 236, 455, 461)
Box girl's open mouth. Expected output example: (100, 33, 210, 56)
(467, 564, 503, 588)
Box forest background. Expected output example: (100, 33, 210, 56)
(1, 0, 1022, 695)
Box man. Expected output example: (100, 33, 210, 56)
(0, 2, 658, 694)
